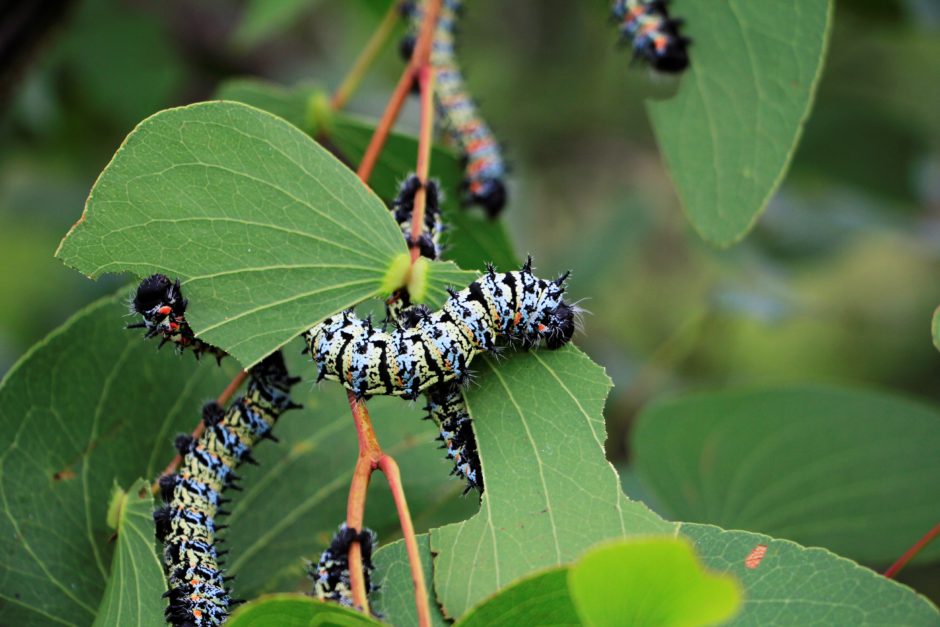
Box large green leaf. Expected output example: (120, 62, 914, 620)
(92, 479, 166, 627)
(373, 535, 449, 627)
(0, 294, 235, 626)
(633, 386, 940, 564)
(56, 101, 406, 368)
(226, 594, 380, 627)
(681, 523, 939, 625)
(430, 347, 672, 617)
(0, 293, 476, 625)
(214, 78, 519, 272)
(648, 0, 833, 246)
(454, 568, 575, 627)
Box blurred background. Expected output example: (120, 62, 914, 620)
(1, 0, 938, 600)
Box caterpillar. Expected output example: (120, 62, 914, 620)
(386, 175, 484, 495)
(303, 259, 576, 401)
(309, 524, 377, 609)
(401, 0, 508, 217)
(611, 0, 690, 73)
(129, 274, 227, 364)
(155, 351, 300, 627)
(425, 382, 482, 493)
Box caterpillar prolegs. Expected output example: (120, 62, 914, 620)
(154, 351, 300, 626)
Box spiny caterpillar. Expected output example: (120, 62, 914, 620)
(309, 524, 377, 609)
(392, 173, 443, 261)
(155, 351, 300, 627)
(611, 0, 690, 73)
(426, 382, 482, 493)
(387, 175, 483, 495)
(129, 274, 227, 364)
(303, 259, 576, 400)
(401, 0, 508, 217)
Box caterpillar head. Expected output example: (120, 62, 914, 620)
(467, 178, 506, 218)
(647, 29, 690, 73)
(543, 302, 577, 350)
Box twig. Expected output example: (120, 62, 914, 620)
(152, 369, 249, 493)
(409, 64, 437, 262)
(884, 522, 940, 579)
(379, 454, 431, 626)
(331, 2, 402, 111)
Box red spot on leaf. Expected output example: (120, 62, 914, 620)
(745, 544, 768, 569)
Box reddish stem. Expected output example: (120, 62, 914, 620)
(379, 454, 431, 626)
(409, 64, 437, 262)
(884, 522, 940, 579)
(152, 369, 249, 493)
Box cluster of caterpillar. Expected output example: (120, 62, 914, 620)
(309, 524, 378, 609)
(303, 259, 576, 400)
(400, 0, 508, 217)
(129, 274, 227, 364)
(154, 351, 300, 626)
(385, 175, 484, 493)
(611, 0, 690, 73)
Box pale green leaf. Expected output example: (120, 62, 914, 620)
(430, 347, 672, 617)
(93, 479, 166, 627)
(226, 593, 380, 627)
(648, 0, 833, 245)
(633, 386, 940, 564)
(56, 101, 407, 367)
(568, 538, 740, 627)
(932, 305, 940, 352)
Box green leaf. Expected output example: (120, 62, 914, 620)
(373, 535, 449, 627)
(430, 347, 673, 617)
(568, 538, 740, 627)
(647, 0, 833, 245)
(0, 294, 235, 626)
(454, 568, 575, 627)
(681, 523, 940, 625)
(633, 386, 940, 564)
(226, 593, 380, 627)
(56, 101, 407, 367)
(214, 78, 519, 271)
(93, 479, 166, 627)
(932, 305, 940, 352)
(232, 0, 321, 49)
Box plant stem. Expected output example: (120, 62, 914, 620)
(409, 64, 436, 262)
(884, 522, 940, 579)
(152, 369, 249, 493)
(331, 2, 402, 111)
(379, 454, 431, 626)
(356, 0, 442, 183)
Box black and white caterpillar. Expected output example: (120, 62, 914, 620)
(154, 351, 300, 627)
(392, 173, 443, 261)
(129, 274, 227, 364)
(401, 0, 508, 217)
(611, 0, 690, 73)
(303, 259, 576, 400)
(309, 524, 377, 609)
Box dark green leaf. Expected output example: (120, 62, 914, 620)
(633, 386, 940, 564)
(372, 535, 449, 627)
(232, 0, 322, 49)
(648, 0, 833, 245)
(454, 568, 575, 627)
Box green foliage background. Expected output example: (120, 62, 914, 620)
(1, 0, 939, 623)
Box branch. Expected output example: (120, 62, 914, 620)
(409, 64, 437, 262)
(331, 2, 402, 111)
(884, 521, 940, 579)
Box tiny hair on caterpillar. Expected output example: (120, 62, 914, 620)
(400, 0, 508, 217)
(309, 523, 378, 610)
(128, 274, 227, 364)
(611, 0, 690, 73)
(303, 258, 578, 401)
(154, 350, 300, 627)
